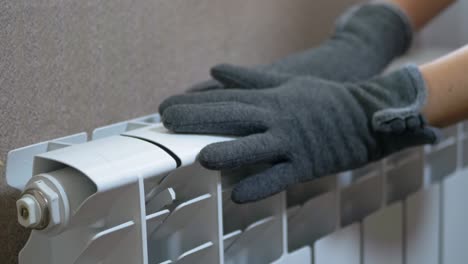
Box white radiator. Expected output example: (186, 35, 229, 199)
(6, 113, 468, 264)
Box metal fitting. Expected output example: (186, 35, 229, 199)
(16, 189, 50, 230)
(16, 177, 61, 231)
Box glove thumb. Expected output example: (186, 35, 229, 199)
(211, 63, 290, 89)
(185, 79, 224, 93)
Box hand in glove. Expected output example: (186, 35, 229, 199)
(160, 65, 439, 203)
(189, 3, 413, 92)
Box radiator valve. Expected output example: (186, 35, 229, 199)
(16, 179, 59, 230)
(15, 167, 94, 233)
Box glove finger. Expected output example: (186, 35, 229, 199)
(186, 79, 224, 93)
(383, 126, 441, 154)
(231, 162, 296, 204)
(211, 63, 290, 89)
(199, 133, 287, 170)
(162, 102, 273, 135)
(159, 89, 260, 114)
(400, 126, 441, 146)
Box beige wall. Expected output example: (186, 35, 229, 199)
(417, 1, 468, 49)
(0, 0, 359, 262)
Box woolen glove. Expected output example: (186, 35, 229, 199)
(189, 3, 413, 92)
(160, 65, 439, 203)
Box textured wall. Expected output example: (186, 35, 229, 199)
(0, 0, 358, 262)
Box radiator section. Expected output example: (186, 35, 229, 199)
(6, 114, 468, 264)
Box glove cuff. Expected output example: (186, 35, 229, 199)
(371, 65, 441, 144)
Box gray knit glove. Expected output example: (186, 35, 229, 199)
(189, 3, 412, 92)
(160, 65, 439, 203)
